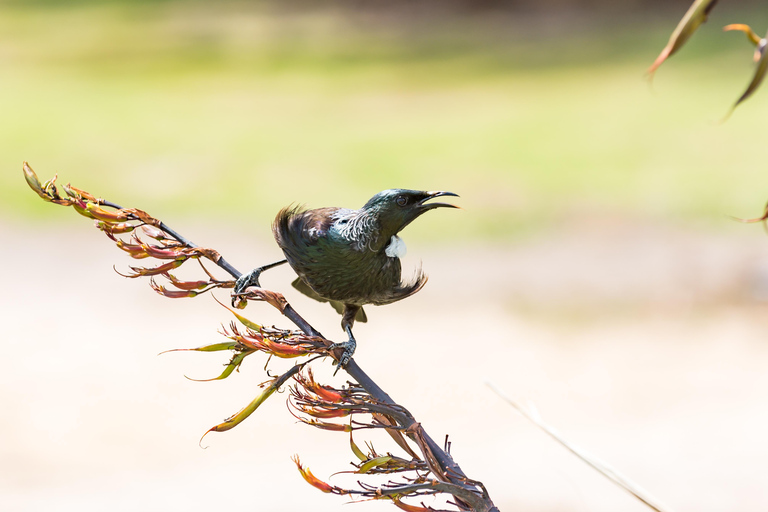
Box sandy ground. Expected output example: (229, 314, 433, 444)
(2, 217, 768, 512)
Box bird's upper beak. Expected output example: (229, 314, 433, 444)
(417, 191, 460, 211)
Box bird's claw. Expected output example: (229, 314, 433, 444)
(231, 268, 264, 307)
(329, 339, 356, 376)
(234, 268, 263, 294)
(231, 260, 289, 307)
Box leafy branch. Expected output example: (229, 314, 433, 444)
(23, 162, 498, 512)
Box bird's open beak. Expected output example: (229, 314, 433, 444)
(418, 191, 460, 211)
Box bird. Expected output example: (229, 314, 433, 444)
(233, 189, 459, 371)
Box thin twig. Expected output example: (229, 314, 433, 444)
(488, 381, 674, 512)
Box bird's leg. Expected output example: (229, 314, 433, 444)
(329, 306, 359, 375)
(330, 325, 357, 376)
(232, 260, 287, 305)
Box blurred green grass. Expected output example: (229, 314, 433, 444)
(3, 1, 768, 241)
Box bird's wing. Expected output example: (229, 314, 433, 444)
(371, 266, 428, 306)
(275, 207, 368, 323)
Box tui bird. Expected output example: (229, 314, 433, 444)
(233, 189, 459, 371)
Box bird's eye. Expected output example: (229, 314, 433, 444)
(396, 196, 408, 207)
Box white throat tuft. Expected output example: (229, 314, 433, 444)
(384, 235, 407, 258)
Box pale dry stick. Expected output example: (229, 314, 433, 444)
(487, 382, 674, 512)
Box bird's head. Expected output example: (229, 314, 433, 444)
(361, 189, 459, 239)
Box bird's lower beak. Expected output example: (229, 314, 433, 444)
(418, 191, 460, 211)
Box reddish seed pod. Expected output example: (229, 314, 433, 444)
(292, 456, 336, 494)
(141, 243, 185, 259)
(85, 203, 130, 222)
(95, 221, 135, 234)
(127, 259, 184, 277)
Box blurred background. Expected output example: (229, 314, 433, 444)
(3, 0, 768, 510)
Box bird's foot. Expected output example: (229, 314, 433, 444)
(231, 260, 288, 307)
(234, 268, 263, 294)
(231, 268, 263, 307)
(329, 337, 357, 376)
